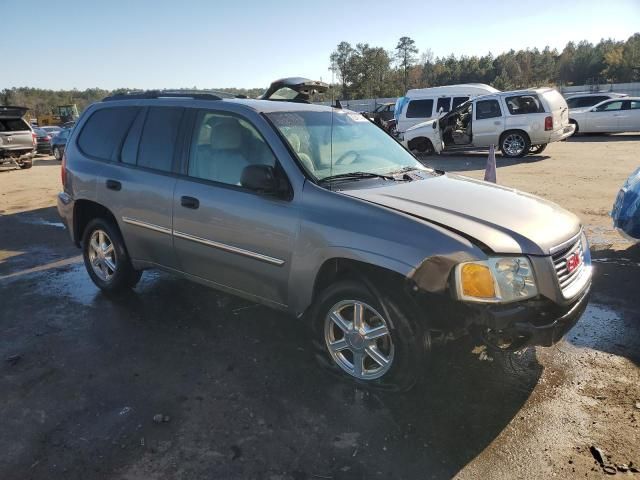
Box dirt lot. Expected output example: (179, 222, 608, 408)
(1, 136, 639, 479)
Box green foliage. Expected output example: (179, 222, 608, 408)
(330, 34, 640, 98)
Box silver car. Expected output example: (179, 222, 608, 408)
(57, 88, 592, 391)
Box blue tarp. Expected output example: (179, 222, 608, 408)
(612, 167, 640, 241)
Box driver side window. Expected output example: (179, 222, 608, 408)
(188, 112, 276, 187)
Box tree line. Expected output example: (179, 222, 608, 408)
(330, 34, 640, 100)
(2, 33, 639, 116)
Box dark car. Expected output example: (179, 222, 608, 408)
(33, 128, 53, 154)
(365, 102, 395, 126)
(51, 127, 71, 161)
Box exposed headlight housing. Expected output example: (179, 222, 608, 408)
(454, 257, 538, 303)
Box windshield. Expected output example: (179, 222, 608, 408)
(267, 110, 426, 181)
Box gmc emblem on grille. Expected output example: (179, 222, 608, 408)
(566, 252, 581, 273)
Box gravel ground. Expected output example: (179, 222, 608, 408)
(1, 136, 639, 479)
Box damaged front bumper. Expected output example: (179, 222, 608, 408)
(466, 285, 590, 348)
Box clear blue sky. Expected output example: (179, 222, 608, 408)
(3, 0, 639, 90)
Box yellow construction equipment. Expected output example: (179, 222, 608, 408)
(36, 104, 79, 126)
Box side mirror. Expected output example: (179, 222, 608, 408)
(240, 164, 279, 194)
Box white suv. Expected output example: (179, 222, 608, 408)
(402, 88, 575, 157)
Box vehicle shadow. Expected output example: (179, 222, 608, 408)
(566, 242, 640, 365)
(34, 158, 61, 166)
(420, 153, 550, 173)
(567, 133, 640, 143)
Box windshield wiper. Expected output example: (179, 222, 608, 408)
(319, 171, 397, 184)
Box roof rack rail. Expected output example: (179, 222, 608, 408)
(102, 90, 233, 102)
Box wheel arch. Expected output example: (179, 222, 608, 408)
(73, 199, 119, 246)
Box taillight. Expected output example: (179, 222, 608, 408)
(61, 152, 67, 187)
(544, 116, 553, 131)
(32, 132, 37, 145)
(45, 135, 51, 141)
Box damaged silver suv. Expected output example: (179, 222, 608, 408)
(58, 83, 592, 391)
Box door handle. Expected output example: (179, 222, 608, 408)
(180, 196, 199, 209)
(106, 179, 121, 191)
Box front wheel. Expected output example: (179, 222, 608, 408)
(311, 280, 426, 391)
(19, 160, 33, 169)
(500, 131, 530, 158)
(82, 218, 141, 292)
(529, 144, 547, 155)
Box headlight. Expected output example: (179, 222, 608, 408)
(454, 257, 538, 303)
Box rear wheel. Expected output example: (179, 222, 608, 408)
(569, 119, 579, 135)
(528, 144, 547, 155)
(500, 131, 530, 158)
(19, 160, 33, 169)
(409, 137, 434, 155)
(53, 147, 61, 161)
(311, 279, 426, 391)
(82, 218, 141, 292)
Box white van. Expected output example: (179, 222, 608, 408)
(401, 88, 575, 157)
(395, 84, 499, 133)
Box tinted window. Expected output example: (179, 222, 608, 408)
(137, 107, 184, 172)
(120, 109, 147, 165)
(406, 99, 434, 118)
(188, 111, 276, 186)
(476, 100, 502, 119)
(77, 107, 138, 161)
(0, 118, 30, 132)
(595, 101, 623, 112)
(436, 97, 451, 114)
(452, 96, 469, 109)
(505, 95, 545, 115)
(567, 96, 609, 108)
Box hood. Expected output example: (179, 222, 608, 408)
(342, 173, 581, 255)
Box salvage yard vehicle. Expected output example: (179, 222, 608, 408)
(569, 97, 640, 134)
(565, 92, 627, 109)
(0, 106, 36, 169)
(33, 127, 53, 154)
(51, 127, 71, 161)
(401, 88, 575, 157)
(394, 83, 499, 133)
(57, 89, 592, 391)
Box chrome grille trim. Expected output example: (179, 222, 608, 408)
(551, 236, 585, 293)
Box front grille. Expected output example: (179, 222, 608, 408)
(552, 237, 584, 292)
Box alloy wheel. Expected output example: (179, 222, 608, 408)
(88, 229, 117, 282)
(502, 134, 526, 156)
(324, 300, 395, 380)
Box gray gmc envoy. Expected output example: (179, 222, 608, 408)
(58, 87, 592, 390)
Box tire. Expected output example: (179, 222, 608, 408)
(311, 279, 426, 391)
(82, 217, 141, 292)
(19, 160, 33, 169)
(528, 144, 547, 155)
(569, 119, 579, 134)
(53, 147, 61, 161)
(409, 137, 434, 155)
(500, 131, 530, 158)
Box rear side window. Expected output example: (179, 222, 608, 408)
(567, 96, 609, 108)
(505, 95, 545, 115)
(77, 107, 138, 161)
(137, 107, 184, 172)
(0, 118, 30, 132)
(436, 97, 451, 113)
(475, 100, 502, 119)
(452, 96, 469, 109)
(630, 101, 640, 110)
(406, 99, 434, 118)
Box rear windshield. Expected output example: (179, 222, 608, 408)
(0, 118, 30, 132)
(505, 95, 545, 115)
